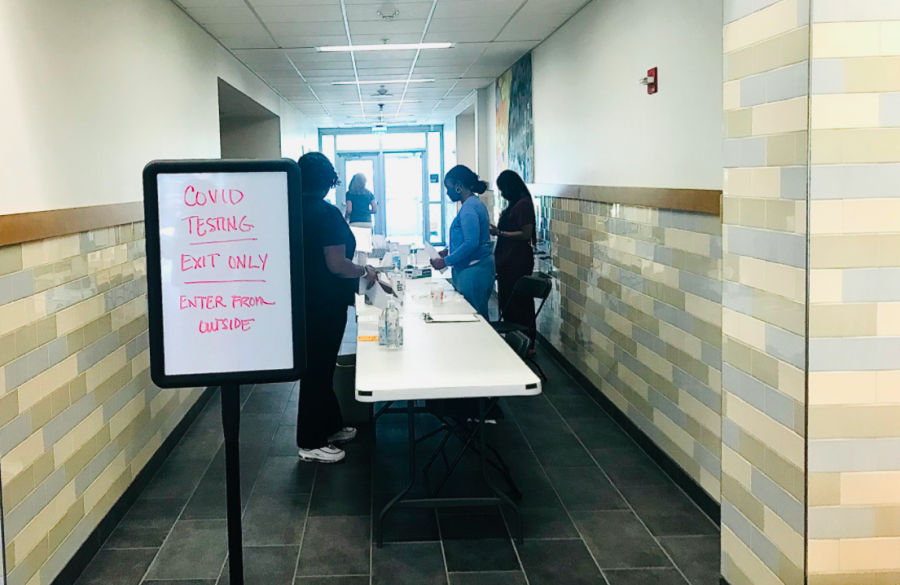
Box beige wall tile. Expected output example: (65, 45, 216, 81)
(844, 57, 900, 93)
(0, 299, 27, 336)
(764, 506, 805, 568)
(723, 527, 785, 585)
(843, 200, 900, 234)
(724, 0, 800, 53)
(810, 372, 878, 406)
(753, 97, 809, 136)
(810, 201, 843, 235)
(725, 80, 741, 111)
(811, 129, 900, 165)
(813, 23, 883, 59)
(877, 371, 900, 403)
(810, 303, 878, 337)
(810, 269, 843, 303)
(809, 473, 841, 506)
(842, 472, 900, 506)
(809, 539, 841, 573)
(812, 94, 882, 130)
(839, 537, 900, 571)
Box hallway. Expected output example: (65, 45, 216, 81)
(74, 353, 719, 585)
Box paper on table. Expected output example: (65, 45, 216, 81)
(424, 242, 448, 273)
(359, 278, 390, 310)
(425, 314, 480, 323)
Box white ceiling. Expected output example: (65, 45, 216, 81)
(172, 0, 590, 128)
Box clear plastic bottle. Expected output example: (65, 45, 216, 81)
(378, 309, 387, 346)
(385, 299, 402, 349)
(390, 267, 406, 305)
(389, 243, 401, 270)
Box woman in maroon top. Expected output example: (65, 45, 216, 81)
(491, 170, 537, 341)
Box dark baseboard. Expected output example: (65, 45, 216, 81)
(537, 335, 721, 524)
(51, 386, 217, 585)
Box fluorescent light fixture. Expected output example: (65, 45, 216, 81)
(317, 42, 454, 53)
(341, 100, 421, 105)
(332, 79, 435, 86)
(345, 114, 415, 118)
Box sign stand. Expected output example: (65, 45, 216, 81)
(221, 384, 243, 585)
(142, 160, 307, 585)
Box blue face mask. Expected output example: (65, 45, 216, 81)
(446, 184, 461, 202)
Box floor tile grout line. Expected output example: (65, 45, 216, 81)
(496, 497, 532, 585)
(136, 385, 249, 584)
(290, 456, 319, 583)
(435, 509, 452, 585)
(538, 392, 697, 585)
(503, 404, 611, 585)
(544, 361, 719, 528)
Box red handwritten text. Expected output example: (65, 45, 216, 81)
(199, 318, 255, 333)
(182, 215, 254, 237)
(232, 296, 276, 308)
(228, 254, 268, 272)
(184, 186, 245, 206)
(181, 253, 220, 271)
(180, 296, 226, 310)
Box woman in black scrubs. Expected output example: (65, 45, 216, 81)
(491, 170, 537, 341)
(297, 153, 377, 463)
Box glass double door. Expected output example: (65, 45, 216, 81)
(336, 151, 439, 246)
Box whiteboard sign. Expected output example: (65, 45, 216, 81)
(143, 160, 306, 388)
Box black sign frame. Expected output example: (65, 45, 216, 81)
(142, 159, 306, 389)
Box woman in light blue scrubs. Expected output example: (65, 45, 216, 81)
(430, 165, 495, 319)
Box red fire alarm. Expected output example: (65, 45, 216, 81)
(640, 67, 658, 95)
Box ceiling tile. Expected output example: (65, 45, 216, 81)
(203, 21, 271, 37)
(433, 0, 520, 19)
(345, 3, 434, 20)
(348, 20, 426, 35)
(220, 36, 279, 49)
(254, 5, 343, 22)
(268, 21, 348, 36)
(519, 0, 589, 16)
(185, 6, 257, 23)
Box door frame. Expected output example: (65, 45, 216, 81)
(336, 152, 384, 235)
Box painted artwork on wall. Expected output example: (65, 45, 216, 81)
(495, 53, 533, 183)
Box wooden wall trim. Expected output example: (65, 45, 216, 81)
(0, 203, 144, 247)
(528, 183, 722, 216)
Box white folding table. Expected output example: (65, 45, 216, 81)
(355, 273, 542, 545)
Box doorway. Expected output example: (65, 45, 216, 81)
(217, 79, 281, 159)
(335, 150, 430, 246)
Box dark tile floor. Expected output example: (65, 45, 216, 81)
(75, 351, 720, 585)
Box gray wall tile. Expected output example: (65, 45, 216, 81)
(0, 412, 32, 454)
(807, 507, 876, 538)
(882, 93, 900, 128)
(680, 272, 722, 303)
(723, 281, 754, 315)
(724, 364, 767, 412)
(726, 226, 806, 269)
(780, 166, 808, 200)
(674, 368, 720, 413)
(5, 356, 30, 391)
(843, 268, 900, 302)
(751, 468, 804, 533)
(694, 442, 722, 476)
(810, 59, 844, 95)
(766, 325, 806, 370)
(722, 502, 782, 573)
(811, 164, 900, 199)
(809, 438, 900, 472)
(812, 0, 900, 23)
(810, 337, 900, 371)
(741, 73, 768, 108)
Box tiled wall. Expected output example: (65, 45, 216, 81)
(534, 197, 724, 501)
(0, 224, 204, 585)
(806, 2, 900, 583)
(721, 1, 809, 584)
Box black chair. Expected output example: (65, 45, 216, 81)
(491, 273, 553, 380)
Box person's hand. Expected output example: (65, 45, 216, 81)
(431, 257, 447, 271)
(363, 265, 378, 289)
(489, 225, 499, 237)
(438, 249, 449, 259)
(379, 282, 394, 295)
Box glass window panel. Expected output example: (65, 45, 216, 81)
(322, 135, 336, 165)
(381, 133, 426, 151)
(336, 133, 381, 152)
(428, 182, 441, 203)
(427, 132, 441, 174)
(384, 152, 424, 245)
(429, 203, 443, 244)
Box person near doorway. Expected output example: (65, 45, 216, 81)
(345, 173, 377, 228)
(431, 165, 495, 319)
(297, 153, 378, 463)
(491, 170, 537, 343)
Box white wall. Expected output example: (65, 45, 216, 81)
(526, 0, 723, 190)
(456, 111, 477, 170)
(0, 0, 317, 215)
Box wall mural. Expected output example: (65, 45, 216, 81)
(495, 53, 534, 183)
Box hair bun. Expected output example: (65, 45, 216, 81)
(473, 180, 489, 194)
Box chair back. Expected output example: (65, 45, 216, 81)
(513, 275, 553, 301)
(503, 331, 531, 359)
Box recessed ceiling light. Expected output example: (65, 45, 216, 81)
(341, 100, 421, 105)
(332, 79, 435, 86)
(317, 43, 454, 53)
(346, 114, 415, 118)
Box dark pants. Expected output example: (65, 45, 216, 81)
(497, 260, 536, 341)
(297, 304, 348, 449)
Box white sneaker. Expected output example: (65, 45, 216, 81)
(327, 427, 357, 445)
(298, 445, 345, 463)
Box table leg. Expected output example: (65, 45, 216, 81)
(377, 400, 416, 547)
(480, 398, 523, 544)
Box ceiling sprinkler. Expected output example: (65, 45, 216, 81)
(377, 10, 399, 21)
(373, 104, 388, 134)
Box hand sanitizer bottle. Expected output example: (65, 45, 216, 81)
(378, 308, 387, 346)
(386, 299, 401, 349)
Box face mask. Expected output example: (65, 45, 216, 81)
(447, 185, 462, 202)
